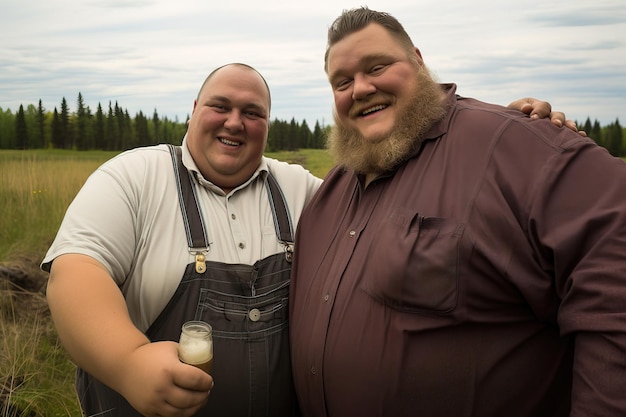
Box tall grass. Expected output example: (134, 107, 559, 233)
(1, 149, 116, 416)
(0, 147, 332, 416)
(0, 150, 117, 261)
(1, 283, 80, 417)
(266, 148, 333, 179)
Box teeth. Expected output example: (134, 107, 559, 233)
(219, 138, 240, 146)
(362, 105, 386, 116)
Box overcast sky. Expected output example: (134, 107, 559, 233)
(1, 0, 624, 128)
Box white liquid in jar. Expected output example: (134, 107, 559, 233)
(179, 332, 213, 364)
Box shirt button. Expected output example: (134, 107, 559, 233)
(239, 242, 245, 249)
(231, 213, 236, 220)
(311, 366, 317, 375)
(249, 308, 261, 321)
(323, 294, 329, 302)
(349, 230, 356, 237)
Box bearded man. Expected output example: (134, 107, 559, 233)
(289, 7, 626, 417)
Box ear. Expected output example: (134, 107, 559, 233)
(413, 47, 424, 65)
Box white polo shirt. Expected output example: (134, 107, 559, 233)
(42, 139, 322, 331)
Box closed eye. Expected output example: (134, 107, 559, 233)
(244, 110, 264, 119)
(370, 64, 387, 75)
(210, 104, 227, 112)
(334, 78, 353, 92)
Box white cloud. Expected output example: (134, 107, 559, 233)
(1, 0, 624, 126)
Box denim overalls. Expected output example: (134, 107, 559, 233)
(76, 145, 298, 417)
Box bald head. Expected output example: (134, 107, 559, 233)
(198, 63, 271, 112)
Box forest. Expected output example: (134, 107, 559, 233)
(0, 92, 623, 156)
(0, 93, 329, 153)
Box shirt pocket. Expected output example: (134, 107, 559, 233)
(360, 207, 463, 313)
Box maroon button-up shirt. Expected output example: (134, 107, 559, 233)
(290, 84, 626, 417)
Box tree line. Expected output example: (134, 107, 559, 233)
(1, 93, 623, 156)
(580, 117, 624, 158)
(1, 93, 329, 152)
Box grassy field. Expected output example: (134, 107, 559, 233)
(0, 148, 623, 416)
(0, 150, 119, 416)
(0, 147, 332, 416)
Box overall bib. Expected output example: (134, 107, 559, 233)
(76, 145, 298, 417)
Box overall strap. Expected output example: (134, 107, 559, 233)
(168, 144, 295, 267)
(168, 144, 210, 272)
(265, 171, 295, 244)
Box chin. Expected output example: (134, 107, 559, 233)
(360, 128, 393, 143)
(356, 120, 394, 141)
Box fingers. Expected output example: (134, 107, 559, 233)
(162, 383, 211, 416)
(550, 114, 588, 136)
(508, 98, 551, 119)
(508, 98, 587, 137)
(528, 99, 552, 119)
(562, 119, 588, 136)
(120, 341, 213, 417)
(547, 111, 566, 128)
(173, 363, 214, 392)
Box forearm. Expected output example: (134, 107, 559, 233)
(46, 253, 149, 391)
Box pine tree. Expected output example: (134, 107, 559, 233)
(76, 92, 88, 150)
(106, 101, 115, 150)
(135, 110, 151, 147)
(312, 121, 325, 149)
(300, 120, 312, 148)
(288, 118, 299, 150)
(592, 120, 602, 143)
(94, 103, 105, 150)
(152, 109, 160, 144)
(60, 97, 71, 149)
(608, 119, 623, 157)
(15, 104, 28, 149)
(37, 99, 46, 148)
(51, 108, 62, 148)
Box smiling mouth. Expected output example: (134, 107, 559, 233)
(219, 137, 240, 147)
(360, 104, 387, 117)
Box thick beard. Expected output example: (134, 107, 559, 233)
(327, 67, 447, 175)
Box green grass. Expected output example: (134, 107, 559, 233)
(265, 148, 334, 179)
(0, 147, 333, 416)
(0, 150, 118, 262)
(1, 290, 81, 417)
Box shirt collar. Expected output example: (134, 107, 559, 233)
(180, 135, 268, 195)
(421, 83, 457, 142)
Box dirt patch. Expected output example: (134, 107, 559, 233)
(0, 254, 49, 322)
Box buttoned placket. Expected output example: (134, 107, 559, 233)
(310, 182, 384, 403)
(226, 194, 251, 260)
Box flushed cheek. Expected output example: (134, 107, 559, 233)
(333, 92, 354, 121)
(245, 124, 269, 144)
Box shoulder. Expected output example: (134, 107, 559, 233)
(452, 96, 594, 151)
(102, 144, 171, 171)
(77, 145, 178, 205)
(96, 144, 173, 184)
(262, 156, 323, 200)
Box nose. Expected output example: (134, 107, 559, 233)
(224, 110, 244, 131)
(352, 73, 376, 100)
